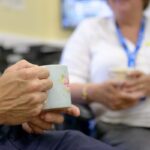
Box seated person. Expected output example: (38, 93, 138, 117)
(0, 60, 118, 150)
(61, 0, 150, 150)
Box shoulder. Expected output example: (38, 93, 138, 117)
(65, 16, 115, 48)
(76, 16, 114, 34)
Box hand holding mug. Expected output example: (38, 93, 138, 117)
(123, 71, 150, 97)
(22, 105, 80, 134)
(87, 81, 142, 110)
(0, 60, 52, 125)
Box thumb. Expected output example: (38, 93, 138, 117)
(127, 70, 144, 79)
(65, 105, 80, 117)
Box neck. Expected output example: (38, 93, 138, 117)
(116, 11, 143, 27)
(115, 11, 144, 44)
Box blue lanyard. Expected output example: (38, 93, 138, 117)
(116, 17, 146, 68)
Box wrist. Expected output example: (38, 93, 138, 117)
(81, 84, 93, 103)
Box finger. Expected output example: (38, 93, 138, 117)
(110, 100, 137, 110)
(124, 79, 138, 87)
(16, 60, 36, 68)
(46, 105, 80, 117)
(18, 66, 49, 80)
(5, 60, 36, 73)
(28, 123, 44, 134)
(123, 81, 141, 91)
(114, 90, 143, 110)
(127, 70, 144, 79)
(127, 91, 145, 99)
(109, 92, 142, 110)
(37, 67, 50, 79)
(125, 75, 148, 88)
(124, 84, 145, 93)
(28, 79, 53, 92)
(39, 79, 53, 91)
(26, 92, 48, 105)
(29, 117, 53, 130)
(64, 105, 80, 117)
(22, 123, 33, 134)
(40, 113, 64, 124)
(119, 92, 143, 105)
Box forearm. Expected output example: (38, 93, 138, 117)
(70, 83, 86, 104)
(70, 83, 98, 104)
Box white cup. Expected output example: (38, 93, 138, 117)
(109, 68, 133, 82)
(43, 65, 72, 110)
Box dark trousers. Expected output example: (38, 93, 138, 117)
(98, 121, 150, 150)
(0, 125, 118, 150)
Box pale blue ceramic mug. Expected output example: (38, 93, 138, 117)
(43, 65, 71, 110)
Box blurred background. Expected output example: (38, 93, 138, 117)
(0, 0, 149, 73)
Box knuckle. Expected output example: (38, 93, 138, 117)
(29, 93, 40, 104)
(29, 93, 37, 102)
(15, 79, 27, 90)
(28, 80, 40, 92)
(17, 69, 25, 77)
(30, 92, 47, 104)
(18, 69, 32, 80)
(31, 105, 43, 117)
(14, 78, 24, 85)
(44, 79, 53, 90)
(44, 113, 63, 123)
(20, 59, 28, 64)
(24, 69, 33, 79)
(43, 68, 50, 76)
(38, 92, 48, 103)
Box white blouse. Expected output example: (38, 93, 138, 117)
(61, 16, 150, 127)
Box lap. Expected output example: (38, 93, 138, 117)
(0, 125, 117, 150)
(97, 122, 150, 150)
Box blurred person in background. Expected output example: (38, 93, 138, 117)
(61, 0, 150, 150)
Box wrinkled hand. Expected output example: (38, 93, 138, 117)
(0, 60, 52, 125)
(126, 70, 144, 79)
(22, 105, 80, 134)
(124, 71, 150, 96)
(87, 81, 142, 110)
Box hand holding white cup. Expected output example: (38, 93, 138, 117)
(109, 67, 134, 82)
